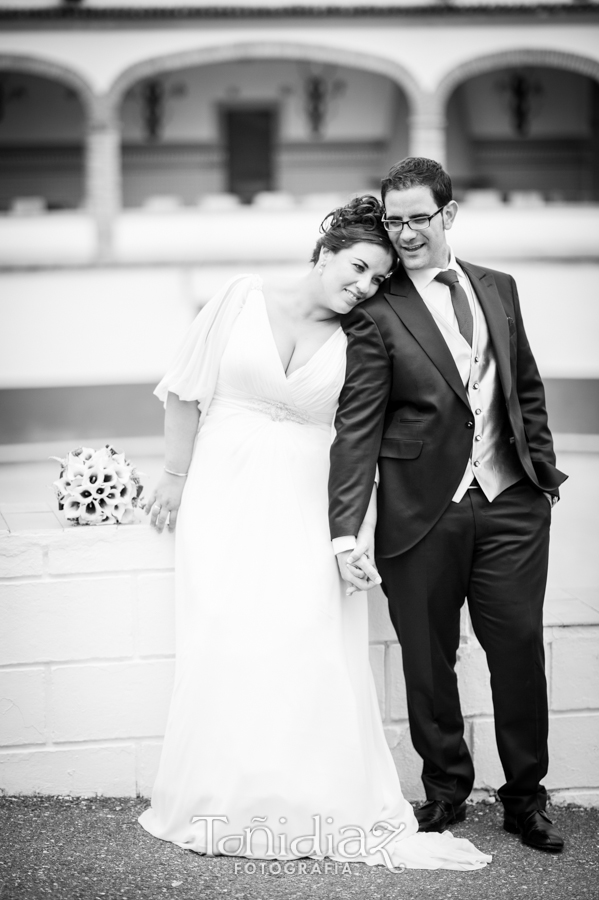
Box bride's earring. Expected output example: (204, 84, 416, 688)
(318, 263, 325, 274)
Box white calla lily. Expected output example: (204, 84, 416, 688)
(78, 500, 106, 524)
(63, 497, 83, 519)
(111, 503, 126, 522)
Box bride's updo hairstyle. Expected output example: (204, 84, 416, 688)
(310, 194, 396, 267)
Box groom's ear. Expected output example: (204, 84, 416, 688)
(443, 201, 459, 232)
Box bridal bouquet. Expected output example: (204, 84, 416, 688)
(51, 445, 144, 526)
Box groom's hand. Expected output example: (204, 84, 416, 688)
(336, 549, 381, 596)
(347, 554, 382, 595)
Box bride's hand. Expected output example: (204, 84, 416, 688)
(354, 518, 376, 563)
(345, 555, 381, 595)
(336, 549, 375, 595)
(345, 521, 380, 595)
(145, 473, 186, 533)
(337, 522, 381, 595)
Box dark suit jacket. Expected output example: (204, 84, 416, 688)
(328, 260, 567, 558)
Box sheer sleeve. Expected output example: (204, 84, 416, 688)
(154, 273, 261, 427)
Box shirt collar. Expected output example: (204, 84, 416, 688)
(406, 247, 462, 292)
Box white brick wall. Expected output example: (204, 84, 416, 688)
(0, 577, 136, 663)
(550, 633, 599, 710)
(1, 521, 598, 804)
(0, 668, 46, 746)
(49, 660, 174, 743)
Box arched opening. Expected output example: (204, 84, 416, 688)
(118, 58, 410, 207)
(0, 69, 87, 211)
(446, 65, 599, 202)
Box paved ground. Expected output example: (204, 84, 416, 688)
(1, 797, 598, 900)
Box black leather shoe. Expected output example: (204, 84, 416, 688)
(414, 799, 467, 833)
(504, 809, 564, 852)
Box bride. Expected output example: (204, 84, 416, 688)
(138, 196, 491, 871)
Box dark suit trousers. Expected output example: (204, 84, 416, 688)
(377, 479, 551, 816)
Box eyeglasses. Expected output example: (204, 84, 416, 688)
(382, 206, 445, 234)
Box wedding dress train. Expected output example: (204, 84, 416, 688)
(138, 276, 491, 871)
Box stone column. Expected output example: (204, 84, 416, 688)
(408, 98, 447, 165)
(84, 97, 121, 262)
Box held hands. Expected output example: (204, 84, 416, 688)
(145, 472, 186, 533)
(336, 523, 382, 596)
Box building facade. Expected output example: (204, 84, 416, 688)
(0, 0, 598, 443)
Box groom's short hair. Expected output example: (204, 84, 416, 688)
(381, 157, 453, 208)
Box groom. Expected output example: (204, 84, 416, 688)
(329, 157, 567, 852)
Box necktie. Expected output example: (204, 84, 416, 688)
(435, 270, 473, 346)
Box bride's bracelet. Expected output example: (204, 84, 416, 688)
(164, 466, 188, 478)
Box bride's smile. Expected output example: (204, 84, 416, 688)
(317, 242, 394, 316)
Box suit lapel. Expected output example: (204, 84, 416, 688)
(458, 259, 512, 398)
(384, 268, 470, 407)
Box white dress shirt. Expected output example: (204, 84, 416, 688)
(408, 249, 479, 503)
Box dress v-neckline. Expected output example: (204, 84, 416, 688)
(257, 290, 343, 381)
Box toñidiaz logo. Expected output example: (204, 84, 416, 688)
(189, 814, 407, 871)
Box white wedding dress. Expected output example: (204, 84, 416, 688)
(138, 276, 491, 870)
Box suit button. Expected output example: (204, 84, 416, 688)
(466, 421, 474, 428)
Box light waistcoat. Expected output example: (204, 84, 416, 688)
(409, 253, 524, 503)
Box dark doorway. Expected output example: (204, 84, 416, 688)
(224, 107, 276, 202)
